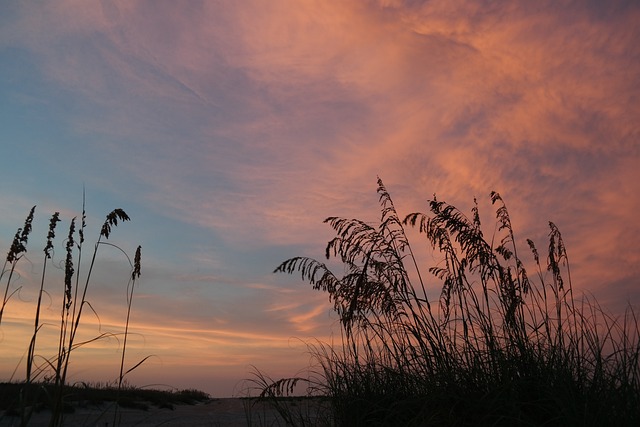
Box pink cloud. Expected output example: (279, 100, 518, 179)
(64, 0, 640, 299)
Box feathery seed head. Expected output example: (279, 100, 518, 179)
(64, 218, 76, 310)
(6, 206, 36, 263)
(79, 209, 86, 244)
(44, 212, 61, 259)
(20, 206, 36, 244)
(132, 245, 142, 280)
(100, 208, 130, 239)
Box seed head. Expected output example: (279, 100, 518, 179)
(44, 212, 61, 259)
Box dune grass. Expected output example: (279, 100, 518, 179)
(267, 177, 640, 426)
(0, 381, 210, 414)
(0, 199, 146, 426)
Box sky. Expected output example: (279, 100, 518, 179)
(1, 0, 639, 397)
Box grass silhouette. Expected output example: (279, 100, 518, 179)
(0, 199, 146, 426)
(267, 177, 640, 426)
(3, 183, 637, 426)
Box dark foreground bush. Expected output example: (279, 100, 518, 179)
(267, 178, 639, 426)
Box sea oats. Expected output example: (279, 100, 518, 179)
(270, 178, 640, 426)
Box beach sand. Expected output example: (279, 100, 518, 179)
(0, 397, 330, 426)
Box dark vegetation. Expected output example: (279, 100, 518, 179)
(264, 177, 640, 426)
(0, 381, 210, 415)
(3, 182, 638, 426)
(0, 199, 180, 426)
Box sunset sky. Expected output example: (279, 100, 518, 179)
(1, 1, 639, 397)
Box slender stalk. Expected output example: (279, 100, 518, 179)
(51, 208, 130, 427)
(21, 213, 59, 426)
(114, 245, 141, 426)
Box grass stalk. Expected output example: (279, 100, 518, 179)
(50, 208, 131, 427)
(113, 245, 142, 426)
(21, 213, 60, 426)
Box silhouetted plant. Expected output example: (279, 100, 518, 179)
(0, 206, 36, 326)
(270, 177, 639, 426)
(0, 197, 144, 427)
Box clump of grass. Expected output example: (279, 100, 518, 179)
(245, 368, 331, 427)
(0, 381, 210, 413)
(0, 198, 146, 427)
(269, 177, 640, 426)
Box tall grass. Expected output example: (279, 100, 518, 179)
(0, 200, 142, 427)
(271, 178, 640, 426)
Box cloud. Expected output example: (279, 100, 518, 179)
(6, 0, 639, 290)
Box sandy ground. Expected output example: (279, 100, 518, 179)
(0, 397, 331, 427)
